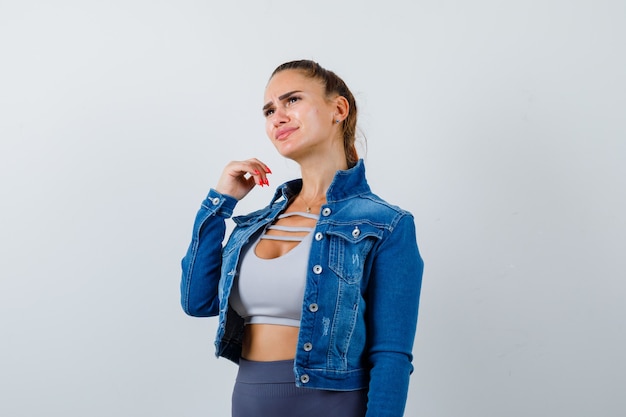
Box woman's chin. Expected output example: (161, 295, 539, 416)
(273, 143, 302, 160)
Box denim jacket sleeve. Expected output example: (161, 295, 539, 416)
(180, 189, 238, 317)
(366, 213, 423, 417)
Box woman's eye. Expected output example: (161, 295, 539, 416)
(264, 108, 274, 117)
(287, 96, 300, 105)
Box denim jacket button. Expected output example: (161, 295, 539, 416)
(211, 197, 220, 205)
(300, 374, 310, 384)
(313, 265, 323, 274)
(314, 232, 323, 241)
(352, 227, 360, 238)
(309, 303, 319, 312)
(303, 342, 313, 352)
(321, 207, 332, 216)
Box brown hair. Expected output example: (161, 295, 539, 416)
(271, 60, 360, 168)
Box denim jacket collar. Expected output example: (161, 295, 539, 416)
(270, 159, 371, 206)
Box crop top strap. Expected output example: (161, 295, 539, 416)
(278, 211, 320, 221)
(267, 225, 314, 233)
(260, 211, 320, 242)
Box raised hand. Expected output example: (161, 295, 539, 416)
(215, 158, 272, 201)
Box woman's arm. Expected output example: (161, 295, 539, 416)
(180, 189, 238, 317)
(180, 158, 271, 316)
(366, 213, 424, 417)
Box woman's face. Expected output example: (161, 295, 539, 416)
(263, 70, 339, 161)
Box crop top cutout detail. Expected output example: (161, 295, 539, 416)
(229, 211, 319, 327)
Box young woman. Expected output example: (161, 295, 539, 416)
(181, 60, 424, 417)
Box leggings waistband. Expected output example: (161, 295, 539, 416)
(236, 358, 295, 384)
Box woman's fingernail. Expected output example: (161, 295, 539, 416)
(253, 169, 260, 175)
(264, 167, 272, 174)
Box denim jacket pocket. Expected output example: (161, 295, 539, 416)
(327, 223, 384, 284)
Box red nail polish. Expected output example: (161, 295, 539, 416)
(253, 169, 260, 175)
(264, 167, 272, 174)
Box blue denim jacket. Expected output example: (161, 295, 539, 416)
(181, 160, 423, 417)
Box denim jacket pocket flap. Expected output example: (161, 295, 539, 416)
(326, 223, 384, 243)
(327, 223, 383, 283)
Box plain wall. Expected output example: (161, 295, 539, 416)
(1, 1, 624, 416)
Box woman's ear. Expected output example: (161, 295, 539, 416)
(332, 95, 350, 123)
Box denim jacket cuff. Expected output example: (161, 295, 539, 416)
(204, 189, 238, 218)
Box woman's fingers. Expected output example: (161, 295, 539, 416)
(215, 159, 272, 200)
(234, 158, 271, 186)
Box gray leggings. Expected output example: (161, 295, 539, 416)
(232, 359, 367, 417)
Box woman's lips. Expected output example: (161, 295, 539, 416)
(275, 127, 298, 140)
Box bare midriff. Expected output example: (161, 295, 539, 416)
(241, 324, 300, 361)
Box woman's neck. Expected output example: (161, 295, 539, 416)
(297, 154, 348, 201)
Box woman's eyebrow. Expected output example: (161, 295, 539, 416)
(262, 90, 303, 112)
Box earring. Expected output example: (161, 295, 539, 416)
(335, 119, 340, 124)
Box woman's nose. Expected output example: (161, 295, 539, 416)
(271, 107, 289, 126)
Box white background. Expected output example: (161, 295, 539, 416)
(1, 1, 624, 416)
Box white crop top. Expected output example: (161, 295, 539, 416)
(229, 212, 318, 327)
